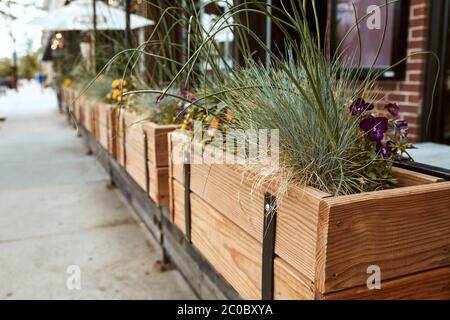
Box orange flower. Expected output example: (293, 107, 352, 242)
(226, 111, 233, 122)
(211, 117, 219, 129)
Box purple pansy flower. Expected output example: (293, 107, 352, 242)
(395, 119, 408, 129)
(402, 126, 409, 137)
(360, 116, 389, 142)
(179, 88, 188, 97)
(179, 87, 196, 98)
(350, 98, 374, 116)
(385, 102, 400, 117)
(376, 142, 393, 160)
(190, 97, 198, 103)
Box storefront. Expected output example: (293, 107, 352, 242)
(313, 0, 431, 144)
(423, 0, 450, 144)
(202, 0, 436, 143)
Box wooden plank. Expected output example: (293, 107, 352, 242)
(124, 112, 145, 152)
(149, 165, 170, 207)
(321, 266, 450, 300)
(275, 185, 329, 281)
(79, 97, 87, 126)
(172, 179, 186, 233)
(393, 166, 444, 187)
(108, 106, 122, 158)
(316, 181, 450, 294)
(116, 110, 126, 167)
(143, 123, 179, 168)
(123, 111, 146, 186)
(97, 123, 109, 150)
(162, 213, 241, 300)
(168, 131, 188, 183)
(168, 134, 175, 222)
(172, 180, 262, 300)
(273, 258, 315, 300)
(97, 103, 112, 150)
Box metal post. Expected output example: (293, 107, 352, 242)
(265, 0, 272, 70)
(92, 0, 97, 72)
(12, 51, 18, 91)
(125, 0, 132, 47)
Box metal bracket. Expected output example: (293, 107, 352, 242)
(395, 160, 450, 181)
(144, 131, 150, 194)
(184, 151, 192, 243)
(122, 116, 127, 167)
(262, 192, 277, 300)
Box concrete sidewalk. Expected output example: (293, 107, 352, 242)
(0, 81, 196, 299)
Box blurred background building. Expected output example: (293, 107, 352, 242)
(1, 0, 448, 144)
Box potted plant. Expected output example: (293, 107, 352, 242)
(165, 0, 450, 300)
(96, 1, 204, 206)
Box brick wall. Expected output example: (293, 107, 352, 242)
(374, 0, 430, 142)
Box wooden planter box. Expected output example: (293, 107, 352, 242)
(78, 95, 89, 127)
(123, 111, 146, 189)
(71, 89, 82, 123)
(80, 98, 98, 137)
(168, 131, 450, 300)
(119, 110, 179, 206)
(99, 104, 122, 161)
(61, 86, 68, 110)
(63, 87, 76, 117)
(96, 103, 111, 151)
(143, 122, 179, 207)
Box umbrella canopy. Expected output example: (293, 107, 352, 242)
(30, 0, 153, 31)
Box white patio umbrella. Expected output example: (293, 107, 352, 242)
(30, 0, 153, 31)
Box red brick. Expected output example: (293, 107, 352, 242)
(404, 114, 420, 123)
(407, 61, 425, 71)
(410, 0, 428, 5)
(409, 17, 428, 28)
(388, 94, 407, 102)
(407, 126, 419, 135)
(376, 83, 398, 91)
(412, 6, 428, 17)
(399, 84, 422, 92)
(408, 95, 421, 103)
(398, 105, 420, 113)
(411, 28, 427, 38)
(408, 73, 423, 82)
(408, 39, 428, 50)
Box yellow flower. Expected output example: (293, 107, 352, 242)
(181, 120, 189, 130)
(63, 79, 73, 87)
(112, 89, 122, 100)
(111, 79, 127, 89)
(111, 79, 119, 89)
(211, 117, 219, 129)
